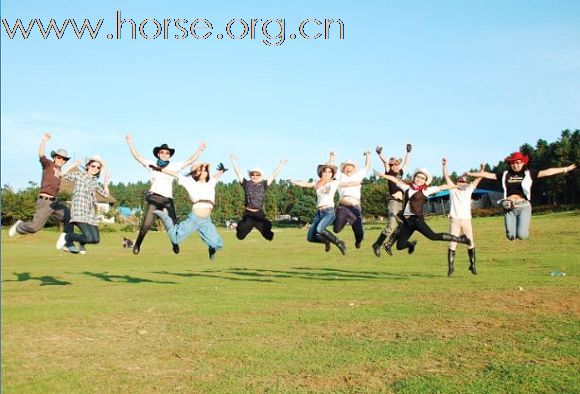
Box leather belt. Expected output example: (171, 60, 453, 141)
(38, 195, 56, 201)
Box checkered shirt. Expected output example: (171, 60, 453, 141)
(63, 171, 107, 225)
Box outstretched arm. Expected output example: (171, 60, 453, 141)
(363, 150, 372, 172)
(182, 142, 207, 168)
(401, 144, 412, 173)
(375, 145, 389, 172)
(538, 164, 577, 178)
(291, 180, 315, 188)
(125, 134, 148, 167)
(467, 166, 497, 180)
(60, 159, 82, 177)
(39, 133, 51, 158)
(442, 157, 454, 186)
(267, 159, 288, 186)
(374, 170, 404, 186)
(229, 155, 244, 183)
(469, 163, 486, 189)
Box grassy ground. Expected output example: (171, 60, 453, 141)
(2, 212, 579, 393)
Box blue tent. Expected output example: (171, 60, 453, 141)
(427, 189, 499, 200)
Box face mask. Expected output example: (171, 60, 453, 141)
(157, 159, 170, 168)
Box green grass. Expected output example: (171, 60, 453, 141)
(2, 212, 579, 393)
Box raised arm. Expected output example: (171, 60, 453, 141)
(469, 163, 486, 189)
(400, 144, 412, 173)
(291, 180, 315, 188)
(39, 133, 51, 157)
(229, 155, 244, 183)
(97, 173, 111, 197)
(537, 164, 577, 178)
(442, 157, 454, 186)
(213, 162, 229, 181)
(182, 142, 207, 168)
(267, 159, 288, 186)
(363, 150, 372, 172)
(375, 145, 390, 172)
(125, 134, 148, 167)
(328, 151, 336, 165)
(60, 159, 82, 177)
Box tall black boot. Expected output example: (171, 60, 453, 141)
(372, 233, 387, 257)
(133, 231, 146, 255)
(314, 233, 331, 252)
(441, 233, 471, 246)
(320, 230, 346, 255)
(447, 249, 456, 277)
(468, 248, 477, 275)
(383, 227, 400, 256)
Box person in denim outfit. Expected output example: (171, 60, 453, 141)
(154, 162, 227, 261)
(468, 151, 576, 240)
(291, 161, 362, 255)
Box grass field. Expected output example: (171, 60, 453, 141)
(2, 212, 579, 393)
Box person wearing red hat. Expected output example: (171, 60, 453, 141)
(468, 151, 576, 240)
(125, 134, 206, 255)
(442, 158, 485, 276)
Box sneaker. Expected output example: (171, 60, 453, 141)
(62, 245, 80, 254)
(56, 233, 67, 249)
(407, 241, 417, 255)
(78, 245, 86, 255)
(383, 243, 393, 256)
(9, 220, 21, 237)
(208, 247, 217, 261)
(372, 243, 381, 258)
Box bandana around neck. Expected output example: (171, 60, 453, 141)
(410, 183, 427, 191)
(157, 159, 170, 168)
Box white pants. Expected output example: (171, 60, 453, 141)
(449, 218, 474, 250)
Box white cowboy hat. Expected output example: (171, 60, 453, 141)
(84, 155, 106, 173)
(340, 160, 357, 172)
(247, 167, 263, 177)
(317, 163, 338, 178)
(413, 168, 432, 185)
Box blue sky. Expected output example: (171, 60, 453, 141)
(2, 0, 579, 189)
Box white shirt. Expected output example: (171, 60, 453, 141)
(398, 183, 442, 216)
(449, 186, 474, 219)
(336, 169, 366, 201)
(316, 180, 339, 208)
(143, 159, 185, 198)
(177, 174, 217, 209)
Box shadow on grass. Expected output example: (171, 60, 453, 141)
(153, 267, 437, 282)
(3, 272, 71, 286)
(81, 271, 177, 284)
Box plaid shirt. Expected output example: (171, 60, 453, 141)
(63, 171, 107, 225)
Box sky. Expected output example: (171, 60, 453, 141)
(2, 0, 579, 189)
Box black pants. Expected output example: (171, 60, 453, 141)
(333, 204, 364, 244)
(138, 193, 178, 241)
(66, 222, 100, 245)
(236, 209, 274, 240)
(397, 215, 456, 250)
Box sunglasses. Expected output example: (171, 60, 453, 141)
(89, 164, 102, 170)
(415, 175, 427, 180)
(250, 173, 261, 177)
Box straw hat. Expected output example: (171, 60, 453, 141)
(340, 160, 357, 173)
(317, 163, 338, 178)
(50, 149, 70, 161)
(247, 167, 263, 177)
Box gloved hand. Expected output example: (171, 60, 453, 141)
(217, 162, 229, 172)
(406, 144, 412, 152)
(375, 145, 383, 155)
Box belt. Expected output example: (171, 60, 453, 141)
(512, 200, 529, 207)
(38, 195, 56, 201)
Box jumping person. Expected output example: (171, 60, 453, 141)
(442, 158, 484, 276)
(154, 162, 227, 261)
(328, 150, 372, 248)
(9, 133, 74, 242)
(291, 161, 361, 255)
(374, 168, 472, 254)
(468, 151, 577, 240)
(371, 143, 412, 257)
(57, 156, 110, 254)
(125, 134, 206, 255)
(229, 155, 287, 241)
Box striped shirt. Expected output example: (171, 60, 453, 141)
(63, 171, 108, 225)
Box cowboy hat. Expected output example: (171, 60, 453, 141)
(413, 168, 433, 185)
(505, 151, 529, 165)
(50, 149, 70, 161)
(317, 163, 338, 178)
(84, 155, 106, 174)
(247, 167, 264, 177)
(340, 160, 357, 173)
(153, 143, 175, 158)
(188, 162, 210, 176)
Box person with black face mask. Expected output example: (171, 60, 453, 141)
(125, 134, 206, 255)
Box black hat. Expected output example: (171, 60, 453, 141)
(153, 144, 175, 158)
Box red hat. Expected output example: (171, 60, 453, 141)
(505, 151, 529, 164)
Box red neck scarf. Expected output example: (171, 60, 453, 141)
(410, 183, 427, 191)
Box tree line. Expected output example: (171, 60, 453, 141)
(2, 130, 578, 226)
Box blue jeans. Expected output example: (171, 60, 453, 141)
(165, 212, 223, 249)
(307, 208, 335, 242)
(504, 201, 532, 240)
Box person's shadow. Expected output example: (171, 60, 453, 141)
(4, 272, 71, 286)
(81, 271, 177, 284)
